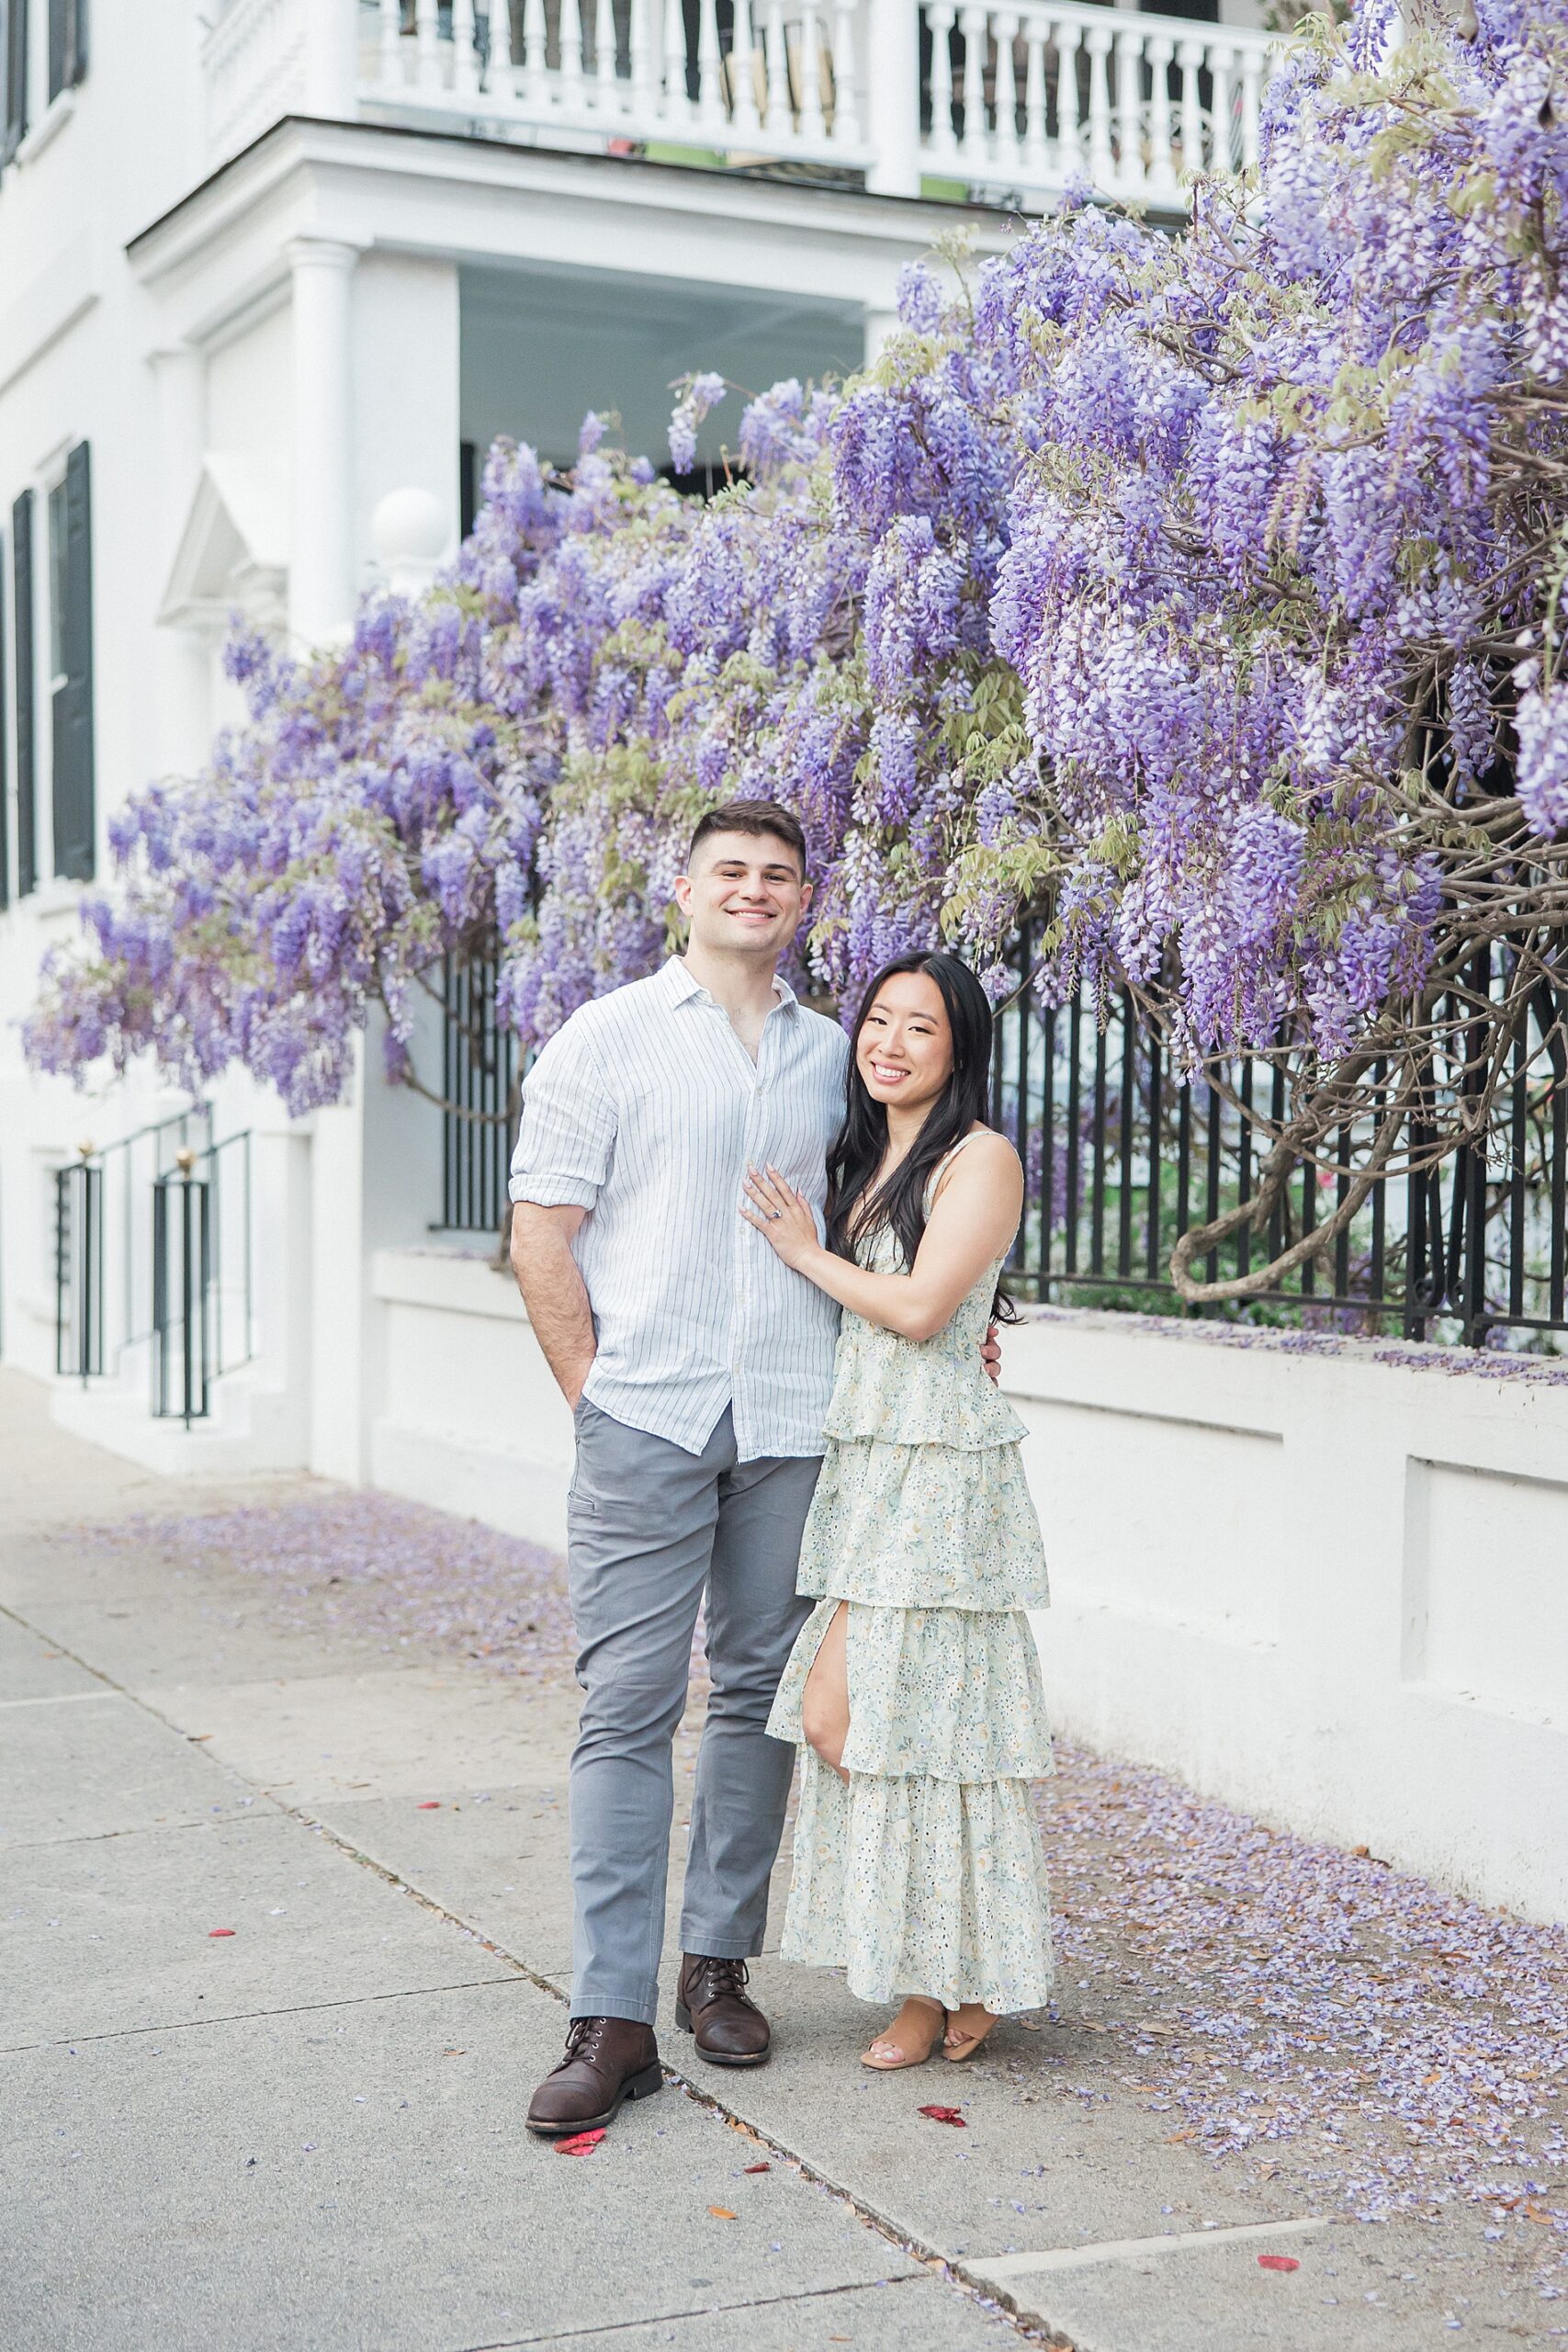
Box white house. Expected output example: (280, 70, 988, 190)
(0, 0, 1279, 1460)
(5, 0, 1567, 1932)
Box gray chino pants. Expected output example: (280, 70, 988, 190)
(565, 1398, 820, 2026)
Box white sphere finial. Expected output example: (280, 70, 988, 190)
(371, 487, 450, 596)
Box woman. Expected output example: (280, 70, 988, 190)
(740, 951, 1052, 2068)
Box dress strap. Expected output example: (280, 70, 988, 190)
(924, 1129, 983, 1204)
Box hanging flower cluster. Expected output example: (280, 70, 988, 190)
(26, 0, 1568, 1299)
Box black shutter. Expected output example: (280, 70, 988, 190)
(48, 0, 85, 101)
(51, 442, 94, 882)
(4, 0, 28, 163)
(460, 440, 478, 539)
(13, 490, 34, 898)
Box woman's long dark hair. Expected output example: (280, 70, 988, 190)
(825, 951, 1017, 1317)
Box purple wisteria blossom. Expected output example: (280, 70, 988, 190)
(26, 0, 1568, 1181)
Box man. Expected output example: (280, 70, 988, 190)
(510, 798, 841, 2135)
(509, 799, 993, 2137)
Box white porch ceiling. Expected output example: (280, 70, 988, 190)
(459, 259, 864, 471)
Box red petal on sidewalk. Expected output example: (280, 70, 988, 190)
(417, 1801, 441, 1810)
(208, 1928, 236, 1939)
(1257, 2255, 1301, 2272)
(742, 2162, 771, 2174)
(917, 2104, 967, 2126)
(554, 2129, 606, 2156)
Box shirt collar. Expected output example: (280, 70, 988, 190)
(660, 957, 798, 1014)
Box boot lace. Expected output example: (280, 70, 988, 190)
(562, 2016, 612, 2067)
(691, 1956, 750, 2004)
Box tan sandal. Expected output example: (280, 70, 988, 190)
(861, 1997, 947, 2071)
(942, 2005, 999, 2063)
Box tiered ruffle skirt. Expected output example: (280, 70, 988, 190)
(767, 1430, 1055, 2014)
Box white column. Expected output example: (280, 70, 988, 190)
(351, 254, 459, 579)
(287, 237, 359, 647)
(303, 0, 359, 114)
(865, 0, 920, 197)
(288, 238, 367, 1476)
(149, 344, 213, 777)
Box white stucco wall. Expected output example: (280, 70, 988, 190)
(366, 1251, 1568, 1928)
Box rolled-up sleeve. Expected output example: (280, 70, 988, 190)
(508, 1022, 615, 1211)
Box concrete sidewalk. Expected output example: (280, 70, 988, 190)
(0, 1368, 1554, 2350)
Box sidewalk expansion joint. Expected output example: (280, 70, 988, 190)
(457, 2269, 929, 2350)
(0, 1974, 526, 2058)
(5, 1813, 273, 1855)
(0, 1688, 121, 1709)
(967, 2212, 1328, 2286)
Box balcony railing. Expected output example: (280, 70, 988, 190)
(202, 0, 1280, 208)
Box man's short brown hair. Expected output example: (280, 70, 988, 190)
(686, 799, 807, 878)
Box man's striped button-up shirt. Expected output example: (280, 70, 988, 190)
(509, 956, 850, 1460)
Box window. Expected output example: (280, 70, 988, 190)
(49, 442, 93, 883)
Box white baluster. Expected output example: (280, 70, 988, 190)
(1175, 35, 1203, 187)
(379, 0, 402, 88)
(730, 0, 761, 134)
(1052, 18, 1081, 183)
(1207, 39, 1234, 176)
(659, 0, 681, 123)
(959, 5, 987, 172)
(764, 0, 788, 132)
(997, 15, 1022, 181)
(628, 0, 653, 121)
(696, 0, 724, 129)
(559, 0, 586, 111)
(1021, 12, 1045, 187)
(829, 0, 858, 150)
(1239, 45, 1261, 175)
(488, 0, 514, 90)
(1113, 25, 1142, 200)
(797, 0, 825, 138)
(1084, 17, 1112, 193)
(926, 1, 957, 168)
(415, 0, 441, 90)
(1145, 30, 1174, 203)
(590, 0, 615, 109)
(520, 0, 547, 101)
(453, 0, 479, 96)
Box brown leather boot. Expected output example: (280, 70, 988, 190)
(676, 1954, 771, 2067)
(525, 2016, 663, 2136)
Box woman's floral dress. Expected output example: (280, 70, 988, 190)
(767, 1135, 1054, 2014)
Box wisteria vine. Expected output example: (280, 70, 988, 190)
(26, 0, 1568, 1299)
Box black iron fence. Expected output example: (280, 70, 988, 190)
(440, 955, 521, 1234)
(152, 1154, 210, 1423)
(989, 929, 1568, 1349)
(434, 933, 1566, 1347)
(54, 1152, 103, 1380)
(55, 1112, 254, 1417)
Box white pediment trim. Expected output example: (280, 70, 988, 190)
(158, 453, 289, 631)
